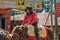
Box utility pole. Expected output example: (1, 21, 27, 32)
(54, 0, 58, 40)
(51, 0, 53, 28)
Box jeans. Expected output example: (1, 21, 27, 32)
(32, 22, 40, 40)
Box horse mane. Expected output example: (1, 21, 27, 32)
(12, 33, 20, 40)
(11, 26, 27, 40)
(11, 26, 22, 34)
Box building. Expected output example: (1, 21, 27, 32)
(0, 8, 11, 32)
(0, 0, 17, 33)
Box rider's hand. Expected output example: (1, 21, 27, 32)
(20, 25, 24, 28)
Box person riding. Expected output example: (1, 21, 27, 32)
(21, 6, 40, 40)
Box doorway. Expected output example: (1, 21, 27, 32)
(0, 14, 6, 30)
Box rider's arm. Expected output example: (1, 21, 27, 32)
(22, 16, 27, 25)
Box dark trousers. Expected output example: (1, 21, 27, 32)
(32, 22, 40, 40)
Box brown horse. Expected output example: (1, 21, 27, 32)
(27, 25, 54, 40)
(11, 25, 54, 40)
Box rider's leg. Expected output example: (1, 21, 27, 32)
(32, 22, 40, 40)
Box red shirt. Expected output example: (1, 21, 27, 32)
(22, 12, 37, 25)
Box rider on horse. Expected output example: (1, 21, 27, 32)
(21, 6, 40, 40)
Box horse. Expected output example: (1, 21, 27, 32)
(26, 25, 54, 40)
(11, 25, 54, 40)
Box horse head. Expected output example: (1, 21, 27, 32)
(0, 29, 11, 40)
